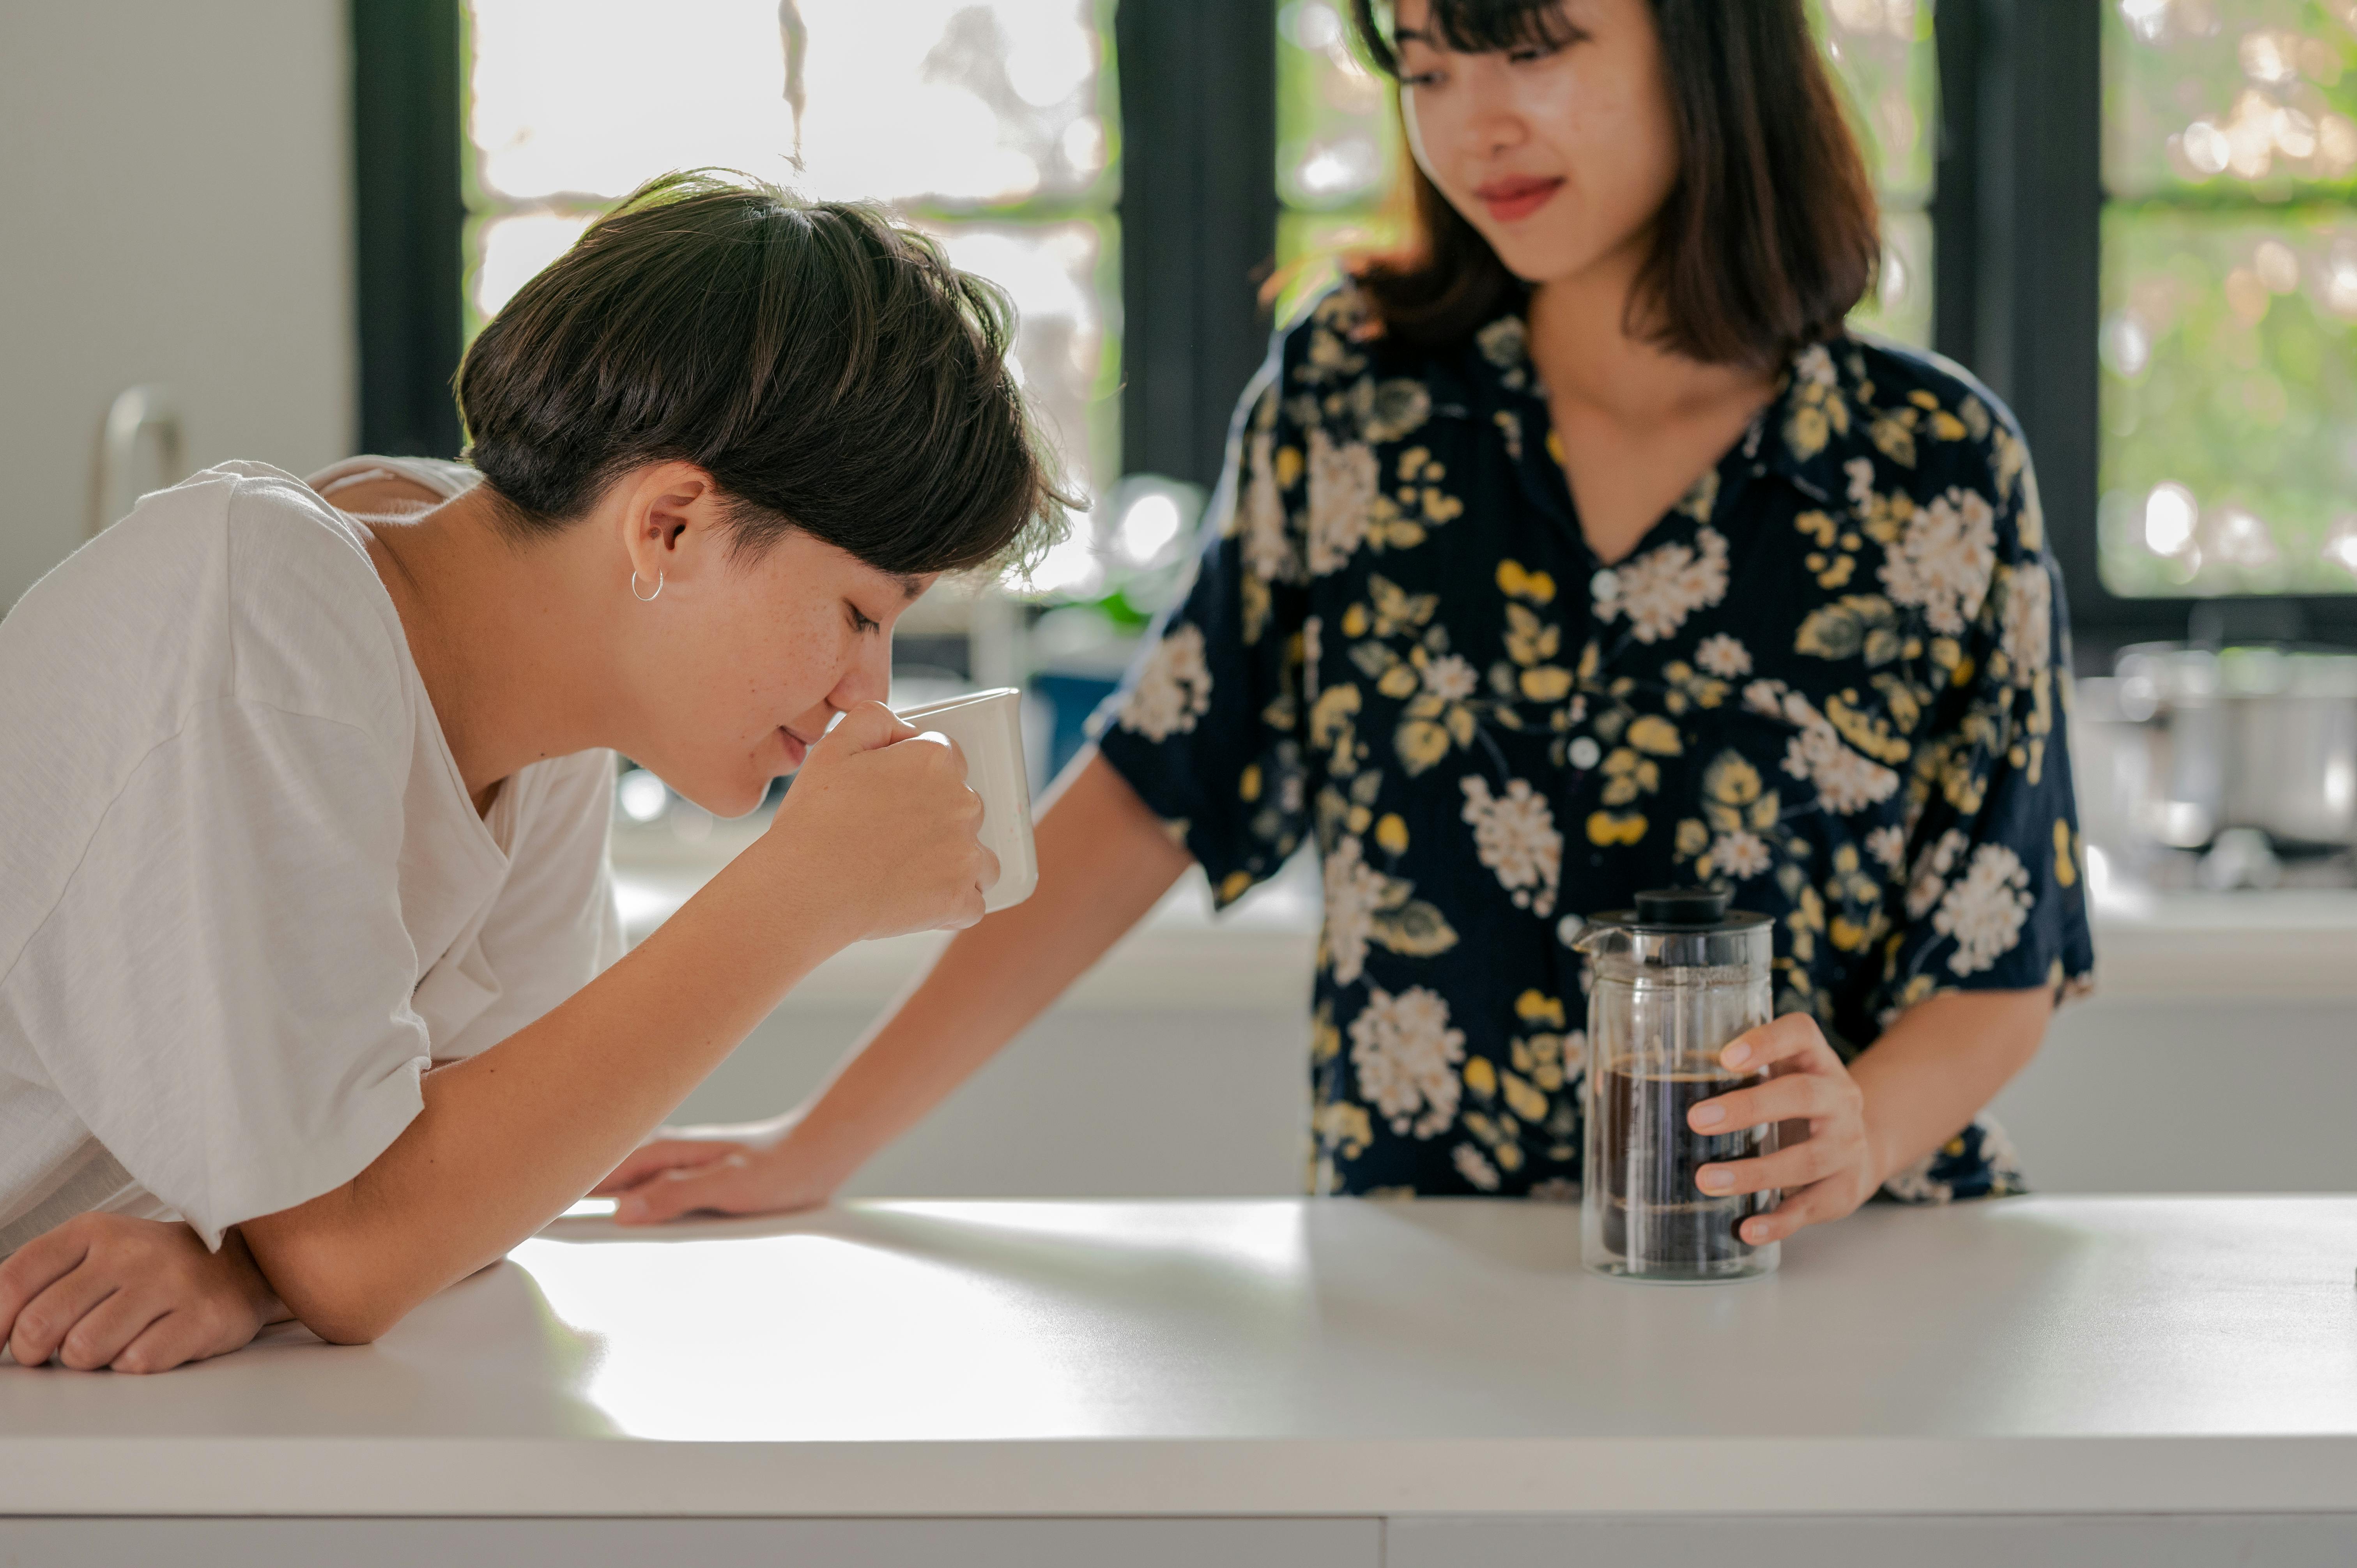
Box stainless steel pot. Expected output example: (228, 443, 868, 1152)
(2109, 643, 2357, 853)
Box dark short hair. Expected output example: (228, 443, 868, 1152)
(1346, 0, 1881, 367)
(458, 170, 1068, 575)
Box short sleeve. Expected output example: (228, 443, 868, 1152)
(0, 700, 430, 1249)
(1874, 446, 2096, 1016)
(432, 750, 623, 1061)
(1094, 345, 1315, 907)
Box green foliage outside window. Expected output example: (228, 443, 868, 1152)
(2102, 0, 2357, 597)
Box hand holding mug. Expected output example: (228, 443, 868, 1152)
(762, 701, 997, 940)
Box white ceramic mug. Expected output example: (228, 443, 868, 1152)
(891, 687, 1038, 913)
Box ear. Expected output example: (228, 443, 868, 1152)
(616, 462, 731, 594)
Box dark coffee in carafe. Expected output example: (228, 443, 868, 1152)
(1597, 1059, 1772, 1266)
(1575, 888, 1779, 1282)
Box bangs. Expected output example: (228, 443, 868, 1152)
(1344, 0, 1881, 367)
(1350, 0, 1582, 72)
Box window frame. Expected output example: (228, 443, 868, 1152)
(1935, 0, 2357, 661)
(352, 0, 466, 459)
(1114, 0, 1281, 491)
(352, 0, 2357, 654)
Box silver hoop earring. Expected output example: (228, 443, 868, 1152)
(630, 570, 664, 603)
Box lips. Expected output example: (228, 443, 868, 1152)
(776, 726, 810, 771)
(1475, 175, 1564, 223)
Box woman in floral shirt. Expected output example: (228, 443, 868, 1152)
(602, 0, 2094, 1242)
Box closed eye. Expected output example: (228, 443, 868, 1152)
(847, 602, 881, 635)
(1509, 26, 1585, 64)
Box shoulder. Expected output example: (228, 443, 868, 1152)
(1841, 335, 2023, 446)
(178, 463, 413, 748)
(1805, 335, 2041, 562)
(0, 462, 391, 714)
(1267, 279, 1492, 446)
(0, 468, 414, 968)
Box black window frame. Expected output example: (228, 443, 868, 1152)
(1934, 0, 2357, 663)
(352, 0, 2357, 658)
(351, 0, 465, 460)
(352, 0, 1278, 493)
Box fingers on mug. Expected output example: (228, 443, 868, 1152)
(890, 688, 1039, 914)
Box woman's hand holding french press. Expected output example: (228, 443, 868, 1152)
(1689, 1014, 1879, 1247)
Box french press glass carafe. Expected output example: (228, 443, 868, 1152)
(1575, 888, 1779, 1283)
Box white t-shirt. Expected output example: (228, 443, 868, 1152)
(0, 458, 621, 1256)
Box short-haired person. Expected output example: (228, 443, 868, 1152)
(0, 173, 1061, 1371)
(604, 1, 2094, 1229)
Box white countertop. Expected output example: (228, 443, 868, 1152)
(7, 1197, 2357, 1518)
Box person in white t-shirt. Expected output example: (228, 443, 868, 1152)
(0, 171, 1063, 1372)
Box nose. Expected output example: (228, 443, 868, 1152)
(1460, 61, 1528, 158)
(829, 627, 895, 714)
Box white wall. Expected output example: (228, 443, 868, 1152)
(674, 1003, 1315, 1201)
(668, 992, 2357, 1201)
(0, 0, 354, 609)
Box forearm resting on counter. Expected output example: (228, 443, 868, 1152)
(238, 839, 849, 1345)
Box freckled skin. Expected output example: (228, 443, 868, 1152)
(610, 525, 920, 820)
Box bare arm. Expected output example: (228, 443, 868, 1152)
(238, 705, 990, 1344)
(1849, 986, 2051, 1183)
(598, 749, 1192, 1222)
(1688, 985, 2053, 1245)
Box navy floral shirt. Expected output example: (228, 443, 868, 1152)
(1094, 285, 2095, 1203)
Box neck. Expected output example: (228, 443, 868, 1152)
(1525, 239, 1776, 425)
(361, 489, 612, 810)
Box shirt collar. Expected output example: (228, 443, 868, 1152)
(1463, 304, 1864, 517)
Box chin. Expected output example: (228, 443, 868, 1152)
(709, 777, 774, 820)
(1455, 207, 1621, 286)
(654, 764, 770, 821)
(1495, 238, 1607, 288)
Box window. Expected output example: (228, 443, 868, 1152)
(1273, 1, 1398, 323)
(1819, 0, 1938, 347)
(1269, 1, 1938, 343)
(460, 0, 1121, 510)
(2101, 0, 2357, 599)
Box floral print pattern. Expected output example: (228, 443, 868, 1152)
(1098, 283, 2095, 1201)
(1596, 526, 1731, 643)
(1349, 985, 1466, 1138)
(1460, 776, 1562, 917)
(1116, 623, 1213, 741)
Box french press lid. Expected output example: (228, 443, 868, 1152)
(1571, 887, 1773, 972)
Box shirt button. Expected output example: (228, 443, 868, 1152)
(1591, 569, 1620, 601)
(1568, 736, 1601, 769)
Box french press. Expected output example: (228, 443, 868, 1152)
(1573, 888, 1779, 1283)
